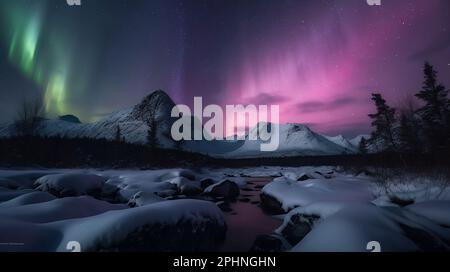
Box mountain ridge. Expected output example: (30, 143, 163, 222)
(0, 90, 365, 158)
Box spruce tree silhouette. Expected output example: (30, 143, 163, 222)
(415, 62, 450, 152)
(368, 93, 398, 152)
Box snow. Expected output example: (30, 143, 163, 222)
(51, 199, 225, 252)
(0, 188, 35, 202)
(291, 205, 419, 252)
(406, 201, 450, 227)
(258, 167, 450, 252)
(371, 173, 450, 206)
(35, 173, 106, 197)
(0, 191, 56, 208)
(275, 201, 353, 234)
(291, 204, 450, 252)
(0, 170, 57, 189)
(0, 199, 224, 252)
(1, 166, 450, 252)
(0, 219, 62, 252)
(101, 169, 200, 206)
(0, 168, 227, 252)
(0, 196, 126, 223)
(262, 174, 375, 212)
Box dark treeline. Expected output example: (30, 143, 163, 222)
(217, 152, 450, 169)
(364, 62, 450, 157)
(0, 136, 209, 168)
(2, 135, 449, 169)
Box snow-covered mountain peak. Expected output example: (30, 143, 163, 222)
(131, 90, 175, 123)
(222, 122, 351, 158)
(324, 135, 357, 152)
(247, 123, 312, 140)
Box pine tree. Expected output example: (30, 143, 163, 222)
(358, 137, 368, 155)
(368, 93, 398, 152)
(415, 62, 450, 151)
(398, 113, 420, 153)
(115, 125, 122, 142)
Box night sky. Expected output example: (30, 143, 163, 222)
(0, 0, 449, 137)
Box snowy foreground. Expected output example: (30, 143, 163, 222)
(0, 166, 450, 252)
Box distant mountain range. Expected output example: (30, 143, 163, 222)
(0, 90, 369, 158)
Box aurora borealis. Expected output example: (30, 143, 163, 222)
(2, 1, 70, 115)
(1, 0, 449, 136)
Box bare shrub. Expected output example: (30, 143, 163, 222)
(14, 97, 44, 136)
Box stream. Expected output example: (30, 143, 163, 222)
(218, 177, 282, 252)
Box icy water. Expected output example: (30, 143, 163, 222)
(219, 177, 282, 252)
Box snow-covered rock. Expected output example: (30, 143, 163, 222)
(160, 169, 197, 181)
(103, 171, 175, 205)
(0, 197, 225, 252)
(2, 166, 449, 252)
(273, 201, 357, 245)
(52, 199, 226, 252)
(291, 204, 450, 252)
(0, 170, 56, 190)
(101, 169, 208, 205)
(261, 176, 374, 213)
(204, 180, 240, 199)
(34, 173, 107, 197)
(163, 176, 202, 196)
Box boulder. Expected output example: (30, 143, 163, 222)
(204, 180, 240, 199)
(160, 170, 196, 181)
(260, 193, 284, 214)
(179, 184, 202, 196)
(199, 178, 215, 189)
(34, 174, 106, 198)
(297, 174, 313, 181)
(280, 213, 317, 245)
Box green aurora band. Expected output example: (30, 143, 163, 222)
(1, 1, 75, 118)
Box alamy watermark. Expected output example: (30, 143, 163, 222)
(66, 0, 81, 6)
(66, 241, 81, 252)
(171, 97, 280, 152)
(367, 241, 381, 252)
(367, 0, 381, 6)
